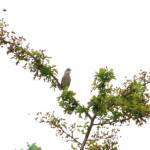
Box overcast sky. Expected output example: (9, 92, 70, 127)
(0, 0, 150, 150)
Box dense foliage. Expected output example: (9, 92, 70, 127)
(1, 18, 150, 150)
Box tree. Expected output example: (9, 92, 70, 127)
(1, 18, 150, 150)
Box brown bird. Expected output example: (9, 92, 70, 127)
(3, 9, 7, 12)
(61, 68, 71, 90)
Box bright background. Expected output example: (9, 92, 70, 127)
(0, 0, 150, 149)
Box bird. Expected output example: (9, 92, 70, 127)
(3, 9, 7, 12)
(61, 68, 71, 90)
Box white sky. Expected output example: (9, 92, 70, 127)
(0, 0, 150, 149)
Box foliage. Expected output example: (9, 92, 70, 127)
(1, 18, 150, 150)
(0, 18, 59, 89)
(27, 143, 42, 150)
(16, 142, 42, 150)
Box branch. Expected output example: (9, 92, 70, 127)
(37, 112, 81, 146)
(2, 39, 62, 89)
(59, 125, 81, 145)
(80, 114, 97, 150)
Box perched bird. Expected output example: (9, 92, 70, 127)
(61, 68, 71, 90)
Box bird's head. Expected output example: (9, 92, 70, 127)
(64, 68, 71, 74)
